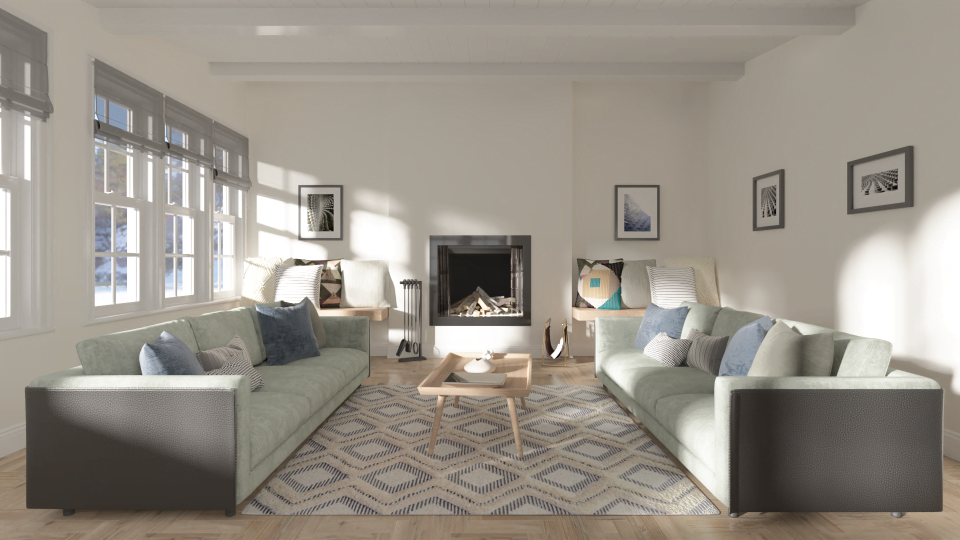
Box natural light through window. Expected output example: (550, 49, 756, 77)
(0, 187, 9, 319)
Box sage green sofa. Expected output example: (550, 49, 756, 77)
(25, 304, 369, 516)
(596, 302, 943, 517)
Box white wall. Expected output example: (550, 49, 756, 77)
(246, 81, 710, 357)
(706, 0, 960, 457)
(0, 0, 248, 457)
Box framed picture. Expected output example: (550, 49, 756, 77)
(753, 169, 785, 231)
(298, 185, 343, 241)
(848, 146, 914, 214)
(615, 185, 659, 241)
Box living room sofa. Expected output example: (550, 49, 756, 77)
(24, 304, 369, 516)
(596, 302, 944, 517)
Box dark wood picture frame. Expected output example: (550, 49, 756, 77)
(847, 146, 914, 214)
(753, 169, 785, 231)
(298, 184, 343, 241)
(615, 184, 660, 241)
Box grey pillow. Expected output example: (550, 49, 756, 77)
(206, 356, 264, 392)
(196, 335, 253, 371)
(139, 331, 205, 376)
(620, 259, 657, 308)
(686, 329, 728, 376)
(282, 298, 326, 349)
(748, 321, 834, 377)
(256, 299, 322, 366)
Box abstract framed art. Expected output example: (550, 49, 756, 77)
(847, 146, 914, 214)
(615, 185, 659, 241)
(298, 185, 343, 241)
(753, 169, 785, 231)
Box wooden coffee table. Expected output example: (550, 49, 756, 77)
(417, 353, 533, 458)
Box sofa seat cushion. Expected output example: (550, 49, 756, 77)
(255, 364, 347, 414)
(654, 394, 716, 473)
(286, 348, 369, 383)
(249, 391, 312, 467)
(600, 349, 717, 414)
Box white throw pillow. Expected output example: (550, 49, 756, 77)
(644, 332, 693, 367)
(274, 265, 322, 308)
(241, 256, 287, 304)
(647, 266, 698, 309)
(340, 260, 391, 308)
(206, 356, 264, 392)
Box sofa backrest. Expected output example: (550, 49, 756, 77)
(776, 319, 892, 377)
(710, 307, 766, 338)
(77, 318, 199, 375)
(185, 307, 266, 365)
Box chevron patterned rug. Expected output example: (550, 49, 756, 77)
(243, 384, 719, 516)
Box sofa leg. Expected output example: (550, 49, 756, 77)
(63, 509, 75, 517)
(891, 512, 903, 518)
(225, 509, 236, 517)
(728, 512, 739, 518)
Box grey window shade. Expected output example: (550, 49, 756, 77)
(0, 7, 53, 119)
(93, 60, 166, 155)
(164, 96, 214, 167)
(213, 122, 251, 191)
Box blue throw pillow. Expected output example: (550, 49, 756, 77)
(139, 331, 205, 375)
(634, 303, 689, 350)
(257, 299, 322, 366)
(718, 316, 775, 376)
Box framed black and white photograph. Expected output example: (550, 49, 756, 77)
(848, 146, 914, 214)
(298, 185, 343, 241)
(753, 169, 785, 231)
(615, 185, 659, 241)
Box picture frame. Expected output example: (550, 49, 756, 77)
(615, 185, 660, 241)
(753, 169, 785, 231)
(847, 146, 914, 214)
(298, 185, 343, 241)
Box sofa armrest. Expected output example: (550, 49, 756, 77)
(594, 317, 643, 378)
(714, 373, 943, 514)
(26, 375, 251, 512)
(320, 316, 370, 354)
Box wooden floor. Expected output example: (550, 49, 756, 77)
(2, 356, 959, 539)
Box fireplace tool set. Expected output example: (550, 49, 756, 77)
(397, 279, 426, 362)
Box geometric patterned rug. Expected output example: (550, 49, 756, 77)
(243, 385, 719, 516)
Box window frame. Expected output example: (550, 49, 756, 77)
(212, 184, 243, 300)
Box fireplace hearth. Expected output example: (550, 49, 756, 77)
(429, 235, 531, 327)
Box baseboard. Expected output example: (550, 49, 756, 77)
(0, 422, 26, 458)
(945, 428, 960, 461)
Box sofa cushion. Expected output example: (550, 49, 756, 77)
(711, 307, 767, 338)
(255, 363, 347, 413)
(777, 318, 892, 377)
(654, 394, 716, 474)
(601, 349, 717, 415)
(680, 302, 723, 339)
(256, 300, 322, 366)
(139, 331, 205, 376)
(634, 303, 688, 350)
(77, 318, 199, 375)
(748, 321, 834, 377)
(187, 308, 264, 366)
(282, 298, 327, 349)
(286, 348, 369, 384)
(718, 316, 774, 376)
(248, 391, 312, 467)
(243, 301, 281, 366)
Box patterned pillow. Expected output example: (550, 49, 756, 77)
(686, 329, 729, 376)
(241, 256, 286, 304)
(296, 259, 342, 308)
(644, 332, 693, 367)
(206, 356, 264, 392)
(647, 266, 698, 309)
(195, 335, 252, 372)
(576, 259, 623, 309)
(274, 265, 321, 308)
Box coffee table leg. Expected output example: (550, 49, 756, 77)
(520, 397, 526, 409)
(454, 396, 459, 408)
(506, 397, 523, 459)
(429, 395, 446, 456)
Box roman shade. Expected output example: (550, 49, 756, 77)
(0, 7, 53, 119)
(213, 122, 251, 191)
(164, 96, 214, 167)
(93, 60, 165, 155)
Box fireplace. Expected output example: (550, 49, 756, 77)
(429, 235, 531, 327)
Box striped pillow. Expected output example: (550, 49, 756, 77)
(686, 329, 729, 376)
(241, 256, 286, 304)
(195, 335, 252, 371)
(647, 266, 698, 309)
(206, 356, 264, 392)
(274, 265, 321, 308)
(644, 332, 692, 367)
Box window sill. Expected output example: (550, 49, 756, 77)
(84, 296, 242, 328)
(0, 326, 56, 343)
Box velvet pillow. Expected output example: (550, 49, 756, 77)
(634, 303, 689, 350)
(256, 299, 322, 366)
(281, 298, 326, 349)
(718, 316, 774, 376)
(139, 331, 205, 375)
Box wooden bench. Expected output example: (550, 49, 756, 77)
(314, 307, 389, 322)
(571, 307, 646, 322)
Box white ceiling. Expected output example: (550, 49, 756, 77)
(82, 0, 870, 81)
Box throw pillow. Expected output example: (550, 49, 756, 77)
(574, 259, 623, 308)
(256, 299, 322, 366)
(274, 264, 322, 308)
(661, 257, 720, 307)
(686, 329, 729, 376)
(748, 321, 835, 377)
(718, 316, 774, 376)
(206, 356, 264, 392)
(139, 331, 205, 376)
(620, 259, 657, 309)
(340, 260, 391, 308)
(647, 266, 698, 309)
(241, 256, 287, 304)
(296, 259, 343, 307)
(577, 260, 622, 309)
(634, 303, 689, 350)
(644, 332, 693, 367)
(281, 297, 327, 349)
(196, 335, 253, 372)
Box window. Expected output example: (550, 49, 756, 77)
(0, 187, 9, 320)
(213, 184, 240, 296)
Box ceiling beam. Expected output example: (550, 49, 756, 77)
(208, 62, 744, 82)
(100, 7, 855, 38)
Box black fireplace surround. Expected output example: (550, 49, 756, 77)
(429, 235, 531, 327)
